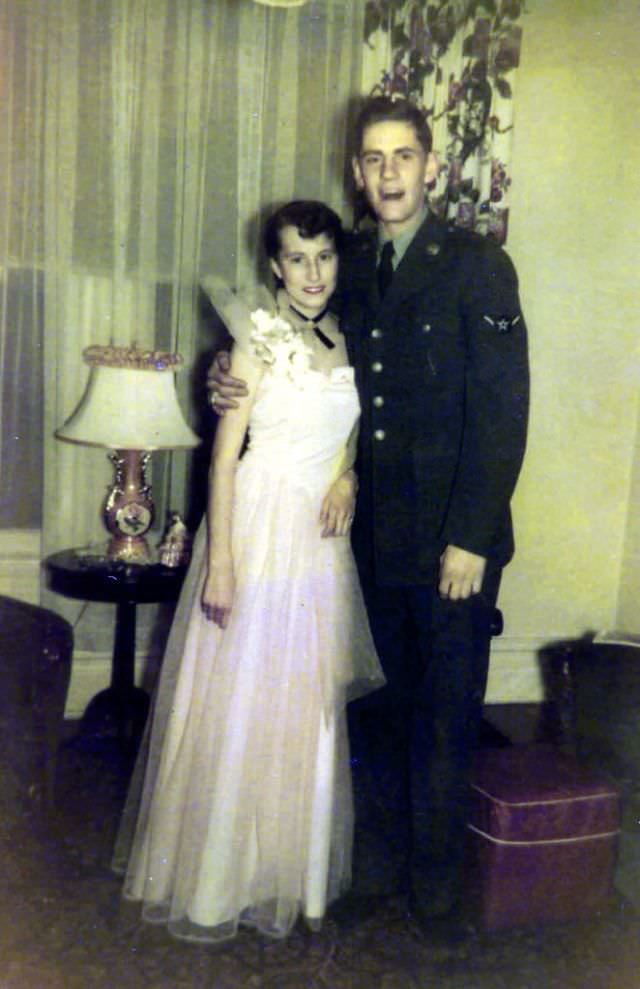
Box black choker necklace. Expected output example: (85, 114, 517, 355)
(289, 303, 335, 350)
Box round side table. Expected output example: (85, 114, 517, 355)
(45, 549, 187, 744)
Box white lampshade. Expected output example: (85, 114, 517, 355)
(56, 346, 200, 451)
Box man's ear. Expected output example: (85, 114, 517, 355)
(352, 156, 364, 190)
(270, 257, 282, 281)
(424, 151, 439, 186)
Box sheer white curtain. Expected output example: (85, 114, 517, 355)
(0, 1, 363, 543)
(0, 0, 363, 639)
(0, 0, 46, 531)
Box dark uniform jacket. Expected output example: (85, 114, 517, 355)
(338, 211, 529, 586)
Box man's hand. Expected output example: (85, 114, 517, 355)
(320, 470, 357, 538)
(207, 351, 249, 415)
(439, 545, 486, 600)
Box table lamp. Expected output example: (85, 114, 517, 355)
(56, 344, 200, 564)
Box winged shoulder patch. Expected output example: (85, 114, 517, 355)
(483, 314, 521, 333)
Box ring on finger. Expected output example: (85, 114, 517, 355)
(209, 390, 219, 407)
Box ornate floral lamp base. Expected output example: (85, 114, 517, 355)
(107, 533, 152, 564)
(104, 449, 155, 564)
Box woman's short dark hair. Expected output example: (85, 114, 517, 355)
(354, 96, 433, 156)
(264, 200, 344, 260)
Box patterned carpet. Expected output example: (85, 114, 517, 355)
(2, 722, 640, 989)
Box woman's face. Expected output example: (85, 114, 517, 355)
(270, 225, 338, 320)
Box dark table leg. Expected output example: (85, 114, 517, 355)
(80, 600, 150, 748)
(112, 600, 137, 699)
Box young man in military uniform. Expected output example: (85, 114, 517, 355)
(208, 95, 529, 937)
(338, 96, 528, 935)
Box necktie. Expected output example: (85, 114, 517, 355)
(377, 240, 395, 298)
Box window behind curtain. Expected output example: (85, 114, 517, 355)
(0, 270, 44, 527)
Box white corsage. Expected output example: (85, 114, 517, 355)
(249, 308, 312, 386)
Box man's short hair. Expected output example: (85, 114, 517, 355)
(264, 200, 344, 260)
(354, 96, 433, 156)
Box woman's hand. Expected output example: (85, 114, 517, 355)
(320, 469, 357, 538)
(207, 351, 249, 415)
(201, 563, 235, 628)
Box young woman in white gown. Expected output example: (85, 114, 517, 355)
(112, 201, 384, 943)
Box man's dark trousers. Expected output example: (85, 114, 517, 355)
(349, 565, 501, 916)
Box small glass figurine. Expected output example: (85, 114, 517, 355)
(158, 511, 192, 568)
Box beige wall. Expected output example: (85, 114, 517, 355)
(618, 399, 640, 629)
(491, 0, 640, 697)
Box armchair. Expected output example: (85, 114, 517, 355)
(0, 595, 73, 811)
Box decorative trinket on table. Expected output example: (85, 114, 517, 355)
(158, 511, 192, 568)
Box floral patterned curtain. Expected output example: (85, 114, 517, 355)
(361, 0, 524, 244)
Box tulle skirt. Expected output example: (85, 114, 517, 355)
(112, 457, 384, 942)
